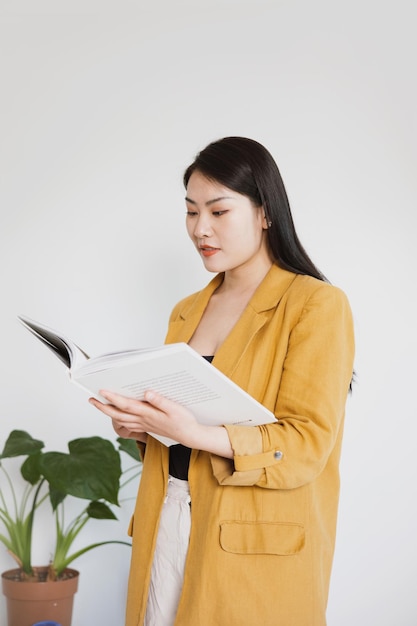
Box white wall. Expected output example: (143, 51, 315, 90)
(1, 1, 416, 624)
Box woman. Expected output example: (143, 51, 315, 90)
(90, 137, 355, 626)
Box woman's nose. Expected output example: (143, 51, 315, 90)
(194, 216, 212, 238)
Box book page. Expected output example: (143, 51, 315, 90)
(72, 343, 275, 446)
(121, 370, 221, 406)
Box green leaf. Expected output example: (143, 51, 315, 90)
(41, 437, 121, 505)
(117, 437, 141, 461)
(87, 501, 117, 520)
(0, 431, 44, 459)
(49, 485, 67, 510)
(21, 453, 43, 485)
(54, 540, 131, 575)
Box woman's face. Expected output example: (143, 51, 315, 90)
(185, 171, 270, 275)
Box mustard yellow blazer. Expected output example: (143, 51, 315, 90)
(125, 265, 355, 626)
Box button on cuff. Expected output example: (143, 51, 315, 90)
(234, 449, 284, 471)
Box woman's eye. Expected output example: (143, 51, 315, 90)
(186, 211, 198, 217)
(213, 210, 227, 216)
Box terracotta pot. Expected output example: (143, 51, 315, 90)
(1, 567, 79, 626)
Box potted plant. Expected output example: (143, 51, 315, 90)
(0, 429, 142, 626)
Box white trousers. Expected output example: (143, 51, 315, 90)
(144, 476, 191, 626)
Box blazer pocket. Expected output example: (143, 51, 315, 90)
(219, 521, 305, 556)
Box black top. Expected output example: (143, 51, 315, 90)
(169, 355, 214, 480)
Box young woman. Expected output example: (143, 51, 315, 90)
(89, 137, 355, 626)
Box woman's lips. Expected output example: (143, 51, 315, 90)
(199, 246, 219, 257)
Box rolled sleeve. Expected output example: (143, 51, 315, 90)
(210, 423, 283, 486)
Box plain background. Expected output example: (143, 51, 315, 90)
(1, 1, 416, 624)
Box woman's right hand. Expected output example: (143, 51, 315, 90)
(111, 419, 148, 443)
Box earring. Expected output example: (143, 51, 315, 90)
(267, 221, 272, 227)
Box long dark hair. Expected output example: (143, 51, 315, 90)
(184, 136, 326, 282)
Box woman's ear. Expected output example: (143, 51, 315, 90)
(262, 212, 272, 230)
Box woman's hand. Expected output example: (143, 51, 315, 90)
(110, 420, 148, 444)
(89, 389, 234, 458)
(89, 389, 201, 446)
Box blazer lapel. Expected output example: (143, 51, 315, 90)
(164, 273, 224, 345)
(213, 266, 298, 377)
(165, 265, 298, 378)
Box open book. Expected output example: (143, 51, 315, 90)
(18, 315, 275, 446)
